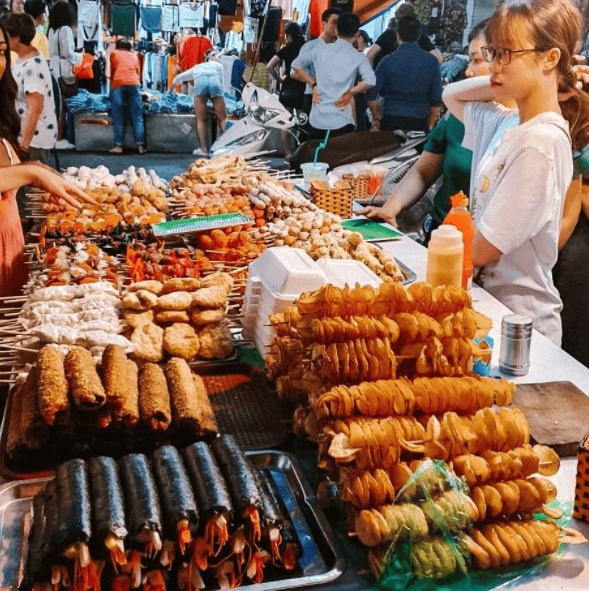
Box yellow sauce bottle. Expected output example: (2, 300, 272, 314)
(426, 225, 464, 288)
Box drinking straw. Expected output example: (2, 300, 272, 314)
(313, 130, 331, 165)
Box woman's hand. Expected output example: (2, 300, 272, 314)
(355, 205, 399, 227)
(32, 164, 97, 209)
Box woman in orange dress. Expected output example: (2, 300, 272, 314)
(0, 21, 95, 297)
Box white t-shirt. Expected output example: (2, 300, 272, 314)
(467, 107, 572, 345)
(13, 54, 58, 150)
(463, 101, 518, 197)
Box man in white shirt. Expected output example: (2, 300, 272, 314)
(291, 12, 375, 139)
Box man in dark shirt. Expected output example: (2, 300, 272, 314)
(367, 15, 441, 133)
(367, 3, 441, 68)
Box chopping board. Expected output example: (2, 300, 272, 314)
(512, 381, 589, 457)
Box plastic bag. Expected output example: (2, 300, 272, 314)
(74, 53, 95, 80)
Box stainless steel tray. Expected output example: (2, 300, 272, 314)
(0, 451, 344, 591)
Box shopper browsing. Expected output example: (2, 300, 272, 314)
(0, 21, 94, 297)
(291, 12, 375, 140)
(172, 49, 227, 158)
(108, 38, 145, 155)
(443, 0, 589, 345)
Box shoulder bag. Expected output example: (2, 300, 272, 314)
(57, 27, 79, 98)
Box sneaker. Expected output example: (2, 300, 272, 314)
(192, 148, 208, 158)
(55, 139, 75, 150)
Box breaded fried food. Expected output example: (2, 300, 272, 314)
(128, 280, 163, 295)
(65, 346, 107, 410)
(163, 323, 200, 359)
(191, 286, 228, 309)
(130, 322, 164, 362)
(193, 373, 218, 437)
(138, 363, 171, 431)
(124, 309, 155, 329)
(123, 290, 158, 311)
(113, 360, 140, 428)
(200, 272, 234, 293)
(100, 344, 128, 411)
(197, 321, 233, 359)
(161, 277, 201, 294)
(157, 291, 193, 311)
(37, 346, 69, 425)
(190, 306, 225, 326)
(164, 358, 200, 435)
(155, 310, 190, 324)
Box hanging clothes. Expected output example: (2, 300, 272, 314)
(218, 0, 237, 16)
(309, 0, 329, 38)
(219, 54, 238, 94)
(112, 2, 137, 37)
(179, 35, 213, 71)
(77, 0, 102, 44)
(224, 30, 243, 53)
(141, 6, 163, 33)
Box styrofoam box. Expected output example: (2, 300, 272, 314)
(316, 258, 382, 288)
(247, 247, 327, 298)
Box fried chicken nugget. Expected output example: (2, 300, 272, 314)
(163, 323, 200, 359)
(155, 310, 190, 324)
(157, 291, 193, 311)
(200, 271, 234, 293)
(197, 321, 233, 359)
(191, 286, 228, 309)
(161, 277, 201, 294)
(123, 290, 159, 311)
(190, 306, 226, 326)
(128, 280, 163, 295)
(130, 322, 164, 362)
(124, 309, 155, 329)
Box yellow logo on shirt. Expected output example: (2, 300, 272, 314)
(480, 175, 490, 193)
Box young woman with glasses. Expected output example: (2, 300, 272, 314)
(443, 0, 589, 345)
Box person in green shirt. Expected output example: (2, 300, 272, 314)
(357, 20, 489, 238)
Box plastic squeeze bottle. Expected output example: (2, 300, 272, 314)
(426, 225, 464, 289)
(442, 191, 475, 290)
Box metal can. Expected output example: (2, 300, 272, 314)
(499, 314, 533, 376)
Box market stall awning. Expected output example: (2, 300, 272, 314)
(356, 0, 399, 22)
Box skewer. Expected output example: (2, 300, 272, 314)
(0, 344, 39, 353)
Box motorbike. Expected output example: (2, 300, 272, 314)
(209, 83, 306, 158)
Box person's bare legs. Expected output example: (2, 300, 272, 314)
(194, 96, 208, 153)
(211, 96, 227, 136)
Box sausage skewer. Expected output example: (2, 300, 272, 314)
(138, 364, 171, 432)
(100, 345, 128, 411)
(64, 347, 106, 410)
(112, 360, 139, 428)
(88, 457, 128, 570)
(37, 346, 69, 424)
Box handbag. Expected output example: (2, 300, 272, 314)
(279, 76, 304, 109)
(56, 27, 79, 97)
(73, 52, 95, 79)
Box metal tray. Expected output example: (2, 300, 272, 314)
(0, 360, 287, 481)
(0, 451, 344, 591)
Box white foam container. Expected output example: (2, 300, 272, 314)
(315, 258, 382, 289)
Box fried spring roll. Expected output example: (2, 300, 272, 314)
(20, 367, 49, 451)
(53, 459, 92, 559)
(88, 457, 128, 566)
(192, 374, 218, 438)
(138, 364, 171, 432)
(164, 359, 200, 436)
(119, 453, 163, 557)
(211, 435, 263, 541)
(183, 442, 233, 552)
(64, 347, 106, 411)
(100, 345, 128, 411)
(152, 446, 199, 555)
(37, 347, 69, 425)
(113, 360, 140, 428)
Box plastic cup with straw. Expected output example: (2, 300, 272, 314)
(301, 130, 330, 189)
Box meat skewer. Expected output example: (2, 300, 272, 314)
(183, 442, 233, 554)
(64, 346, 106, 410)
(151, 446, 199, 558)
(88, 457, 128, 570)
(211, 435, 263, 543)
(138, 364, 172, 432)
(37, 346, 69, 425)
(118, 453, 163, 559)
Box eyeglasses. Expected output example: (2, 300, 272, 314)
(481, 46, 541, 65)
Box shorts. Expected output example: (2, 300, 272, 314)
(194, 74, 223, 98)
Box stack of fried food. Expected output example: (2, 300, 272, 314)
(26, 243, 120, 289)
(6, 345, 218, 465)
(266, 281, 576, 576)
(122, 273, 234, 363)
(266, 281, 492, 402)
